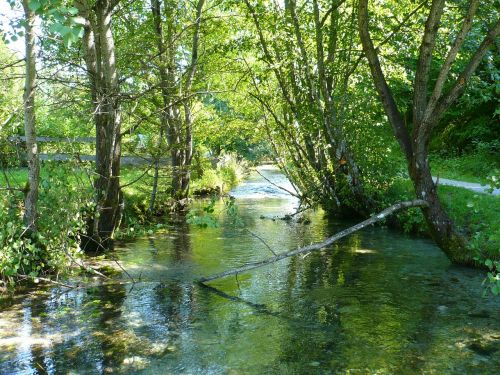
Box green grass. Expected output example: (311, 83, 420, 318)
(0, 167, 30, 187)
(0, 165, 154, 198)
(387, 178, 499, 259)
(0, 162, 243, 228)
(430, 152, 499, 184)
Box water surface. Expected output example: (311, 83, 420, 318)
(1, 166, 499, 374)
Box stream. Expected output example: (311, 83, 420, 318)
(0, 166, 499, 374)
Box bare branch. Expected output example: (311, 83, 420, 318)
(199, 200, 428, 283)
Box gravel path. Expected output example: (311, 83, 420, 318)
(434, 177, 499, 196)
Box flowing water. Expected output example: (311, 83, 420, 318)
(1, 166, 499, 374)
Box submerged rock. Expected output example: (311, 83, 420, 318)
(468, 340, 498, 356)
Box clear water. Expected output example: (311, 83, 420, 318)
(1, 166, 499, 374)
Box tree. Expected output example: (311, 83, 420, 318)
(75, 0, 123, 250)
(243, 0, 373, 216)
(21, 0, 40, 233)
(150, 0, 206, 205)
(358, 0, 500, 265)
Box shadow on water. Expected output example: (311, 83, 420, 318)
(1, 166, 499, 374)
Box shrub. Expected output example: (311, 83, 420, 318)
(0, 162, 92, 287)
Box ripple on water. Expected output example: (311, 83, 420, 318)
(0, 168, 499, 374)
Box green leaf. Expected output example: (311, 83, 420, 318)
(28, 0, 42, 12)
(492, 285, 499, 295)
(49, 23, 64, 34)
(60, 25, 71, 37)
(71, 26, 84, 38)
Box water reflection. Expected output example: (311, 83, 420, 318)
(0, 166, 499, 374)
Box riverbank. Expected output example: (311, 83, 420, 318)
(386, 178, 499, 261)
(0, 157, 248, 287)
(1, 161, 497, 289)
(430, 152, 499, 185)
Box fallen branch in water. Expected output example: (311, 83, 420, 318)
(254, 168, 301, 198)
(247, 229, 277, 256)
(279, 204, 311, 220)
(18, 274, 77, 289)
(36, 277, 77, 289)
(198, 200, 428, 283)
(62, 238, 110, 280)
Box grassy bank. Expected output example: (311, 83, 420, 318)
(386, 178, 499, 260)
(430, 152, 499, 184)
(0, 158, 247, 236)
(0, 157, 246, 286)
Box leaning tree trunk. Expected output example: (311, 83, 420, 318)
(244, 0, 372, 217)
(409, 151, 470, 264)
(358, 0, 499, 265)
(22, 0, 39, 233)
(77, 0, 122, 250)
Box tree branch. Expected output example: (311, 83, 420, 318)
(357, 0, 413, 160)
(198, 200, 428, 283)
(431, 19, 500, 122)
(413, 0, 445, 126)
(424, 0, 480, 120)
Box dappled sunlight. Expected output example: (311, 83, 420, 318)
(1, 0, 498, 372)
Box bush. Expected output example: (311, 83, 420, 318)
(191, 153, 247, 195)
(0, 162, 92, 287)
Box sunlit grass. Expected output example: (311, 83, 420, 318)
(388, 178, 499, 258)
(430, 152, 499, 184)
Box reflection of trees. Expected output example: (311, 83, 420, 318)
(274, 240, 348, 372)
(3, 199, 469, 373)
(170, 213, 192, 262)
(152, 216, 197, 360)
(28, 299, 51, 374)
(3, 283, 127, 374)
(94, 284, 128, 370)
(49, 284, 127, 373)
(274, 228, 446, 372)
(59, 285, 127, 373)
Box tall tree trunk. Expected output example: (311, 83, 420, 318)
(358, 0, 499, 265)
(178, 102, 193, 198)
(22, 0, 39, 233)
(149, 128, 163, 213)
(153, 0, 204, 204)
(172, 0, 204, 201)
(151, 0, 175, 205)
(77, 0, 122, 250)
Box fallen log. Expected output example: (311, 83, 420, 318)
(198, 200, 428, 283)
